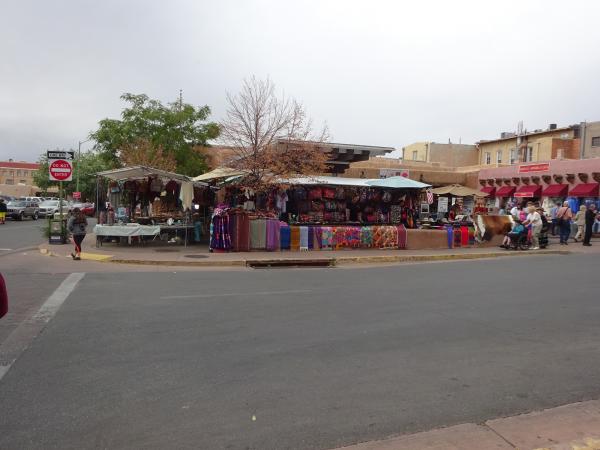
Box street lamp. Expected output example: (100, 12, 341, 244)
(77, 138, 92, 194)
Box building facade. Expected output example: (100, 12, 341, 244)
(0, 161, 40, 186)
(402, 142, 478, 167)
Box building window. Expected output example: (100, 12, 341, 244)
(412, 151, 418, 160)
(525, 146, 533, 162)
(5, 179, 14, 185)
(496, 150, 502, 164)
(485, 152, 491, 164)
(19, 179, 27, 184)
(592, 136, 600, 147)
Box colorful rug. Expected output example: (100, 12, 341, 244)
(397, 224, 407, 249)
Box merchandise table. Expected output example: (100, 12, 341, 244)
(93, 224, 161, 247)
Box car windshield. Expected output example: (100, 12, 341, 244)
(10, 201, 26, 207)
(40, 201, 59, 207)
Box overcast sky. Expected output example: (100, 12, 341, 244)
(2, 0, 599, 161)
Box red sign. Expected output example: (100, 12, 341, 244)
(518, 163, 549, 174)
(49, 159, 73, 181)
(73, 191, 81, 199)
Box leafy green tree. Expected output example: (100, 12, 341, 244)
(91, 93, 220, 176)
(33, 151, 109, 202)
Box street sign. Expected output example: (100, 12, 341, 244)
(49, 159, 73, 182)
(73, 191, 81, 200)
(47, 150, 75, 160)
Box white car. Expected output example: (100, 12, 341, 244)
(38, 200, 69, 217)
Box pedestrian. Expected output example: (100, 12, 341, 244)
(556, 201, 573, 245)
(67, 207, 88, 260)
(573, 205, 586, 242)
(550, 203, 559, 236)
(537, 207, 549, 248)
(0, 198, 6, 224)
(583, 204, 597, 247)
(524, 205, 543, 250)
(510, 203, 519, 219)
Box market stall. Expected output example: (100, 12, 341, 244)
(94, 166, 211, 246)
(203, 175, 472, 252)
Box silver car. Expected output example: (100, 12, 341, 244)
(38, 200, 70, 218)
(7, 201, 39, 221)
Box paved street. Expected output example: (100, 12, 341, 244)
(0, 218, 46, 253)
(1, 253, 600, 449)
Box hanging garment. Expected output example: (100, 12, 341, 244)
(314, 226, 323, 249)
(179, 181, 194, 211)
(397, 225, 407, 249)
(280, 225, 291, 250)
(321, 227, 333, 250)
(308, 227, 315, 250)
(300, 226, 309, 250)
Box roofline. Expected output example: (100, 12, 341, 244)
(476, 126, 574, 145)
(276, 139, 395, 153)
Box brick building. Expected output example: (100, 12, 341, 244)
(0, 160, 39, 186)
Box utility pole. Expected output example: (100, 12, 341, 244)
(77, 138, 91, 195)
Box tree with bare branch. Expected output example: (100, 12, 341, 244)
(219, 76, 330, 190)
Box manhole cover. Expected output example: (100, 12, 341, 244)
(184, 254, 209, 259)
(154, 248, 181, 253)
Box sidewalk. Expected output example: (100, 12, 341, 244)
(39, 234, 597, 267)
(335, 399, 600, 450)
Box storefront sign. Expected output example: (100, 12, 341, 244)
(437, 197, 449, 213)
(518, 163, 549, 174)
(379, 169, 410, 179)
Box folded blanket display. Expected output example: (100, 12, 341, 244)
(280, 225, 291, 250)
(290, 226, 300, 251)
(299, 226, 309, 250)
(397, 224, 407, 249)
(360, 226, 373, 248)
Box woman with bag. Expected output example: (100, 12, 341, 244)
(67, 207, 88, 260)
(556, 201, 573, 245)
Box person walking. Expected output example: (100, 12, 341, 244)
(573, 205, 586, 242)
(556, 201, 573, 245)
(0, 198, 6, 224)
(67, 207, 88, 260)
(524, 205, 543, 250)
(550, 203, 559, 235)
(583, 204, 597, 246)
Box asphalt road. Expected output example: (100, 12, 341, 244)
(0, 217, 46, 252)
(1, 254, 600, 449)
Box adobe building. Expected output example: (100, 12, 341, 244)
(402, 142, 479, 167)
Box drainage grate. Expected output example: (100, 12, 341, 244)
(247, 259, 335, 269)
(184, 254, 209, 259)
(153, 248, 181, 253)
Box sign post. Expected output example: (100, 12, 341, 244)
(48, 151, 74, 244)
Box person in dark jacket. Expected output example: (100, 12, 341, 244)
(583, 204, 597, 246)
(0, 199, 7, 224)
(67, 208, 88, 260)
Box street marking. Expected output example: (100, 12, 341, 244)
(0, 272, 85, 382)
(162, 289, 313, 300)
(0, 248, 13, 251)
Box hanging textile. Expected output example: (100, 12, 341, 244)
(321, 227, 333, 250)
(179, 181, 194, 210)
(397, 225, 407, 249)
(299, 226, 309, 250)
(446, 226, 454, 249)
(210, 209, 231, 251)
(360, 226, 373, 248)
(266, 219, 280, 251)
(290, 226, 301, 251)
(460, 226, 469, 246)
(250, 219, 267, 250)
(280, 224, 291, 250)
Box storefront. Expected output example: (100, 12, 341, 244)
(479, 158, 600, 214)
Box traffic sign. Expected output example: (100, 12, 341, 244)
(47, 150, 75, 160)
(49, 159, 73, 181)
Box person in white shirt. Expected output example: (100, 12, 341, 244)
(524, 205, 542, 249)
(510, 204, 519, 218)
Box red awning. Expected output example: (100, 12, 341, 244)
(514, 185, 542, 198)
(480, 186, 496, 196)
(569, 183, 599, 197)
(541, 184, 568, 197)
(496, 186, 516, 197)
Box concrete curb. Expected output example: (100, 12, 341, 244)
(38, 245, 572, 268)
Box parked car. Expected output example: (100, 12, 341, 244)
(0, 195, 15, 203)
(7, 200, 40, 220)
(18, 196, 44, 204)
(38, 200, 70, 217)
(71, 202, 95, 216)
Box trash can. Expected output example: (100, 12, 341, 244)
(49, 219, 67, 245)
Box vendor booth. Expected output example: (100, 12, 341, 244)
(94, 166, 212, 246)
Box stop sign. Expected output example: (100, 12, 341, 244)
(49, 159, 73, 181)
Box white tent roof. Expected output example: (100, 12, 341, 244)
(279, 175, 429, 189)
(96, 166, 208, 186)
